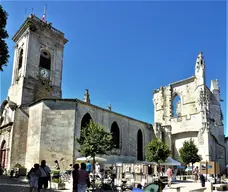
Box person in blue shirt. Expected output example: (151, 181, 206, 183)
(132, 184, 144, 192)
(86, 160, 91, 174)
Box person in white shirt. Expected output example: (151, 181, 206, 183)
(38, 160, 51, 192)
(95, 162, 102, 179)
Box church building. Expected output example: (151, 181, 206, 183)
(153, 53, 226, 170)
(0, 14, 226, 172)
(0, 15, 154, 170)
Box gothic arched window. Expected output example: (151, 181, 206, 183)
(18, 49, 23, 69)
(39, 50, 51, 70)
(111, 122, 120, 148)
(172, 94, 181, 117)
(137, 129, 143, 161)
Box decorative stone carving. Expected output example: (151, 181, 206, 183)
(0, 104, 14, 127)
(198, 122, 209, 145)
(154, 88, 164, 110)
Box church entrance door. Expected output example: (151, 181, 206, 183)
(1, 141, 6, 168)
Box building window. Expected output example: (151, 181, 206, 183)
(18, 49, 23, 69)
(172, 94, 181, 117)
(111, 122, 120, 148)
(39, 50, 51, 70)
(137, 129, 143, 161)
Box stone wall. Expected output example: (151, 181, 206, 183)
(10, 107, 29, 168)
(25, 100, 76, 170)
(25, 103, 43, 169)
(39, 100, 76, 170)
(75, 101, 154, 160)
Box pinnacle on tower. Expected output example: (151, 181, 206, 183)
(83, 89, 90, 103)
(210, 79, 219, 91)
(107, 104, 112, 111)
(195, 52, 205, 69)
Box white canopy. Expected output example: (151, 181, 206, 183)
(76, 156, 107, 163)
(160, 157, 181, 166)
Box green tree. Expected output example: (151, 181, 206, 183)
(146, 137, 170, 174)
(179, 138, 202, 170)
(76, 120, 114, 176)
(0, 5, 9, 71)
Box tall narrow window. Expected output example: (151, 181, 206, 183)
(18, 49, 23, 69)
(137, 129, 143, 161)
(39, 50, 51, 70)
(111, 122, 120, 148)
(172, 95, 181, 117)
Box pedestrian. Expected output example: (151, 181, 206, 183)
(38, 160, 51, 192)
(54, 160, 60, 170)
(193, 166, 199, 183)
(27, 163, 41, 192)
(166, 167, 173, 187)
(86, 160, 91, 174)
(72, 164, 79, 192)
(95, 162, 102, 178)
(78, 163, 90, 192)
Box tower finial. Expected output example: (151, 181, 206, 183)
(195, 52, 205, 67)
(107, 104, 112, 111)
(42, 4, 47, 22)
(83, 89, 90, 103)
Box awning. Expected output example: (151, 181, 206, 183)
(76, 156, 107, 162)
(160, 157, 181, 166)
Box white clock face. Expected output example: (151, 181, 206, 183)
(40, 68, 49, 79)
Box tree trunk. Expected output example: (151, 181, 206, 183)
(93, 156, 96, 179)
(192, 163, 194, 180)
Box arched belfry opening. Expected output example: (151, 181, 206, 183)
(172, 94, 181, 118)
(137, 129, 143, 161)
(0, 140, 6, 168)
(81, 113, 92, 130)
(39, 50, 51, 70)
(111, 122, 120, 148)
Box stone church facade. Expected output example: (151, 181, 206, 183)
(153, 52, 226, 170)
(0, 14, 226, 172)
(0, 15, 154, 170)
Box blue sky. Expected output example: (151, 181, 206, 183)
(0, 1, 226, 134)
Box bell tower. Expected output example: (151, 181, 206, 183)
(8, 14, 68, 106)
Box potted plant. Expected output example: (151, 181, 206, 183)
(51, 177, 66, 190)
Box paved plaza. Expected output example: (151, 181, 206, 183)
(0, 175, 227, 192)
(0, 175, 71, 192)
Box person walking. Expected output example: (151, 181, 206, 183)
(166, 167, 173, 187)
(86, 160, 91, 174)
(193, 166, 199, 183)
(38, 160, 51, 192)
(72, 164, 79, 192)
(78, 163, 90, 192)
(27, 163, 41, 192)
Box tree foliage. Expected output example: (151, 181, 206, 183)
(179, 138, 202, 166)
(146, 137, 170, 164)
(76, 120, 114, 161)
(0, 5, 9, 71)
